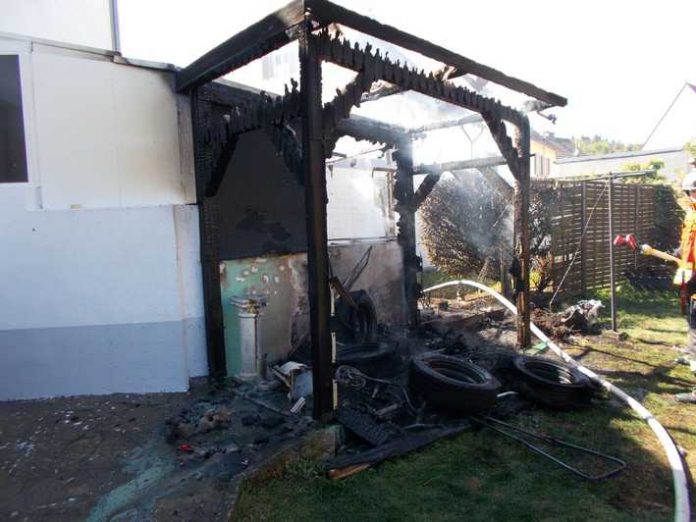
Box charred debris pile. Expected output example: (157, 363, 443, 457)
(163, 294, 622, 485)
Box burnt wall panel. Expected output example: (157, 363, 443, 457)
(329, 241, 407, 326)
(214, 129, 307, 259)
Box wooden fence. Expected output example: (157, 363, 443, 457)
(549, 181, 683, 295)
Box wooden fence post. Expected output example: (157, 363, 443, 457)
(580, 181, 587, 295)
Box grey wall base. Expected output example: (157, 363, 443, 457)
(0, 317, 207, 400)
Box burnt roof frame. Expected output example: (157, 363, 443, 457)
(176, 0, 566, 109)
(179, 1, 554, 420)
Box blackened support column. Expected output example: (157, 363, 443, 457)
(191, 89, 227, 378)
(300, 27, 334, 421)
(393, 141, 420, 326)
(513, 118, 531, 348)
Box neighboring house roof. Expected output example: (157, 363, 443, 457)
(555, 146, 683, 164)
(530, 129, 576, 158)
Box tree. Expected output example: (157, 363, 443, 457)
(420, 171, 557, 292)
(420, 171, 507, 277)
(685, 142, 696, 160)
(572, 135, 640, 156)
(620, 159, 666, 184)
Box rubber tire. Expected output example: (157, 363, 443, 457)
(410, 353, 501, 415)
(510, 355, 592, 410)
(336, 342, 398, 377)
(334, 290, 378, 344)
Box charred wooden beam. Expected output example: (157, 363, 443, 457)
(359, 64, 460, 104)
(412, 174, 439, 210)
(323, 72, 370, 133)
(300, 21, 334, 421)
(413, 156, 507, 175)
(410, 157, 508, 210)
(335, 114, 409, 146)
(308, 0, 566, 107)
(410, 113, 483, 134)
(481, 113, 521, 174)
(205, 78, 401, 168)
(314, 32, 524, 129)
(477, 165, 514, 197)
(227, 81, 301, 135)
(203, 80, 303, 186)
(200, 79, 409, 149)
(176, 0, 306, 92)
(360, 82, 402, 103)
(206, 80, 268, 107)
(393, 141, 420, 325)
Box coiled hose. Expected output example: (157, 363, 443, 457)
(423, 280, 690, 522)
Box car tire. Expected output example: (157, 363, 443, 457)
(510, 355, 592, 409)
(410, 353, 500, 414)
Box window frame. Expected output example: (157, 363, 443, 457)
(0, 53, 29, 184)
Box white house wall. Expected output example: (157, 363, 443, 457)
(31, 49, 192, 209)
(0, 0, 113, 50)
(0, 36, 206, 400)
(0, 187, 206, 399)
(327, 165, 396, 240)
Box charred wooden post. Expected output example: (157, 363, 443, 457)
(191, 89, 227, 378)
(580, 181, 587, 294)
(299, 20, 334, 421)
(393, 141, 420, 325)
(513, 120, 531, 348)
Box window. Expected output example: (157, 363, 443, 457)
(0, 55, 28, 183)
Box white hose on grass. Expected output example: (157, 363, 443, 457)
(423, 280, 690, 522)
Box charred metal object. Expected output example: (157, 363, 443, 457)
(334, 290, 378, 344)
(336, 405, 391, 446)
(335, 342, 399, 378)
(474, 416, 626, 481)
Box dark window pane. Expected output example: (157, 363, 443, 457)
(0, 55, 28, 183)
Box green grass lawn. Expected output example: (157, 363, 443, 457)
(234, 288, 694, 521)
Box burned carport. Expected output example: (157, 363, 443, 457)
(176, 0, 567, 420)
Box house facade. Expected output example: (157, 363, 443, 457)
(0, 31, 209, 399)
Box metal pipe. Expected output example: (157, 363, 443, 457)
(413, 156, 507, 175)
(423, 279, 691, 522)
(552, 169, 656, 183)
(109, 0, 121, 54)
(608, 173, 617, 331)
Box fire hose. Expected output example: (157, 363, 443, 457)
(423, 280, 690, 522)
(614, 233, 692, 313)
